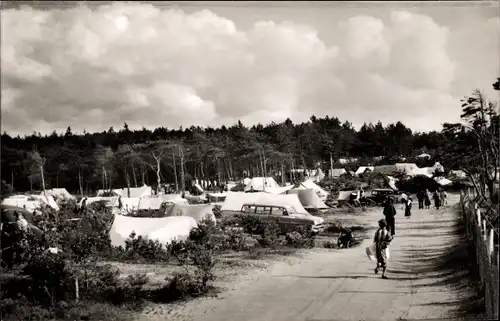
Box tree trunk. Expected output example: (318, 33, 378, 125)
(56, 170, 60, 188)
(216, 157, 221, 187)
(78, 169, 84, 198)
(180, 147, 185, 193)
(11, 166, 14, 191)
(281, 160, 285, 186)
(29, 176, 33, 192)
(156, 158, 161, 194)
(173, 154, 179, 192)
(132, 164, 138, 187)
(125, 167, 131, 197)
(228, 158, 234, 180)
(39, 164, 47, 196)
(141, 167, 146, 186)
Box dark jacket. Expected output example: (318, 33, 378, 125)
(383, 204, 396, 220)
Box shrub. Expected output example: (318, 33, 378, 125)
(212, 205, 222, 219)
(323, 240, 336, 248)
(285, 226, 315, 249)
(259, 221, 283, 248)
(121, 232, 170, 263)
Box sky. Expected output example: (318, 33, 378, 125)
(1, 1, 499, 136)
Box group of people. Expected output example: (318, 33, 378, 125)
(372, 188, 448, 279)
(415, 188, 447, 210)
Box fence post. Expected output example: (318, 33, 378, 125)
(488, 228, 494, 262)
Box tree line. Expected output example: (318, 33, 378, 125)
(1, 78, 498, 203)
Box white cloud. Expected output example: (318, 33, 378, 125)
(0, 3, 497, 135)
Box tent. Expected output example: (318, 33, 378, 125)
(109, 214, 198, 248)
(221, 192, 308, 214)
(395, 163, 421, 176)
(206, 192, 227, 203)
(329, 168, 347, 178)
(435, 177, 453, 186)
(298, 180, 329, 200)
(416, 153, 431, 159)
(97, 184, 152, 198)
(2, 195, 60, 213)
(80, 196, 120, 208)
(312, 168, 326, 182)
(337, 190, 355, 201)
(164, 203, 216, 224)
(372, 165, 398, 176)
(244, 177, 279, 192)
(355, 166, 374, 176)
(265, 185, 294, 195)
(42, 188, 75, 201)
(285, 188, 329, 209)
(137, 197, 165, 210)
(449, 170, 467, 179)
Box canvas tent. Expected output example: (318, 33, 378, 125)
(97, 184, 152, 198)
(42, 188, 75, 201)
(416, 153, 431, 159)
(312, 168, 326, 182)
(337, 190, 355, 201)
(355, 166, 374, 176)
(372, 165, 398, 176)
(164, 203, 216, 224)
(80, 196, 120, 208)
(221, 192, 308, 214)
(265, 185, 294, 195)
(435, 177, 453, 186)
(244, 177, 279, 192)
(159, 194, 188, 204)
(298, 180, 329, 200)
(2, 194, 60, 213)
(138, 198, 165, 210)
(109, 214, 198, 248)
(329, 168, 347, 178)
(449, 170, 467, 179)
(285, 188, 329, 209)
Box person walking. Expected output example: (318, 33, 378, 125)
(440, 189, 448, 207)
(405, 196, 412, 218)
(424, 189, 431, 209)
(417, 190, 425, 209)
(433, 190, 441, 210)
(383, 198, 397, 237)
(374, 218, 393, 279)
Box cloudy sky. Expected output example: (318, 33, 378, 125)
(1, 1, 499, 136)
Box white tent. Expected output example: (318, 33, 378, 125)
(159, 194, 188, 204)
(97, 184, 152, 198)
(416, 153, 431, 159)
(80, 196, 120, 208)
(109, 214, 198, 248)
(329, 168, 347, 178)
(435, 177, 453, 186)
(221, 192, 308, 214)
(355, 166, 374, 176)
(244, 177, 279, 192)
(449, 170, 467, 179)
(42, 188, 75, 201)
(337, 190, 355, 201)
(285, 188, 329, 209)
(312, 168, 326, 182)
(386, 176, 399, 190)
(265, 185, 294, 195)
(164, 203, 217, 224)
(2, 194, 59, 213)
(298, 180, 329, 201)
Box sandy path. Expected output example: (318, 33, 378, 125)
(139, 193, 473, 321)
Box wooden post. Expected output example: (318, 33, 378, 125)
(75, 277, 79, 302)
(487, 228, 494, 262)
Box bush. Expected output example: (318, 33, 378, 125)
(285, 226, 315, 248)
(120, 232, 170, 263)
(259, 221, 283, 248)
(323, 240, 336, 248)
(212, 205, 222, 219)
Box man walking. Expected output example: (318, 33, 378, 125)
(416, 190, 425, 209)
(383, 198, 397, 237)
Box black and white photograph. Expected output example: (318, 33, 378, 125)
(0, 1, 499, 320)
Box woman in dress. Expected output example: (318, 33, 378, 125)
(405, 196, 412, 218)
(424, 189, 431, 209)
(374, 218, 393, 279)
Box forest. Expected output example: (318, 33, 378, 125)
(1, 79, 499, 201)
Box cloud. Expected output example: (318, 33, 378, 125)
(1, 3, 497, 135)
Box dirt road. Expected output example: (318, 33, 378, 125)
(141, 193, 478, 321)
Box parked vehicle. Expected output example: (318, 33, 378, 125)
(366, 188, 402, 205)
(227, 203, 325, 234)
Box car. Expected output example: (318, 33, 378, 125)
(227, 203, 325, 234)
(366, 189, 402, 205)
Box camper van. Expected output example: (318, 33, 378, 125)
(235, 203, 325, 234)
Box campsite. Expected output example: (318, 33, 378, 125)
(1, 2, 499, 321)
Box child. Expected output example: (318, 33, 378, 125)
(405, 196, 412, 218)
(374, 219, 393, 279)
